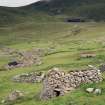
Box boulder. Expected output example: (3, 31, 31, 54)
(99, 64, 105, 72)
(94, 89, 102, 95)
(86, 88, 94, 93)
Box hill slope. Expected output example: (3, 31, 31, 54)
(0, 21, 105, 105)
(30, 0, 105, 20)
(1, 1, 105, 105)
(0, 0, 105, 25)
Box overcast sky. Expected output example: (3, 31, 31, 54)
(0, 0, 41, 7)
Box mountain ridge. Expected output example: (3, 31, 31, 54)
(0, 0, 105, 25)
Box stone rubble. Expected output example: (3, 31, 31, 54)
(80, 52, 96, 58)
(4, 48, 55, 70)
(4, 49, 43, 70)
(99, 64, 105, 72)
(94, 89, 102, 94)
(12, 72, 45, 83)
(40, 67, 103, 99)
(2, 90, 24, 104)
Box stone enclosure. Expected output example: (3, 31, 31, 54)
(12, 72, 45, 83)
(5, 49, 43, 69)
(40, 68, 103, 99)
(4, 48, 55, 70)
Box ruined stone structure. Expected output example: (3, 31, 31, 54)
(12, 72, 45, 83)
(5, 49, 43, 70)
(99, 64, 105, 72)
(40, 68, 103, 99)
(80, 52, 96, 58)
(2, 90, 24, 104)
(66, 18, 86, 23)
(4, 48, 55, 70)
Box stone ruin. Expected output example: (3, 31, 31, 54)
(80, 52, 96, 58)
(99, 64, 105, 72)
(4, 49, 43, 70)
(2, 90, 24, 104)
(66, 18, 86, 23)
(40, 68, 103, 99)
(12, 72, 45, 83)
(4, 48, 55, 70)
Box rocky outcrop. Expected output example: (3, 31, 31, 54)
(40, 68, 103, 99)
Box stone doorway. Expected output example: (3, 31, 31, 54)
(54, 88, 61, 97)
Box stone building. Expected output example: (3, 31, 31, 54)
(40, 68, 103, 99)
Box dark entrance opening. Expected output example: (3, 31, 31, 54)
(66, 18, 86, 23)
(54, 89, 61, 97)
(8, 61, 19, 66)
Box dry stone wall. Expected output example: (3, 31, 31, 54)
(40, 68, 103, 99)
(12, 72, 45, 83)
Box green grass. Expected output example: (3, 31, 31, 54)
(1, 21, 105, 105)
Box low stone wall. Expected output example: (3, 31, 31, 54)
(40, 68, 103, 99)
(12, 72, 45, 83)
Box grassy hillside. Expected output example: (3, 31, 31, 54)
(0, 1, 105, 105)
(0, 0, 105, 25)
(27, 0, 105, 21)
(0, 6, 59, 26)
(0, 7, 26, 25)
(0, 21, 105, 105)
